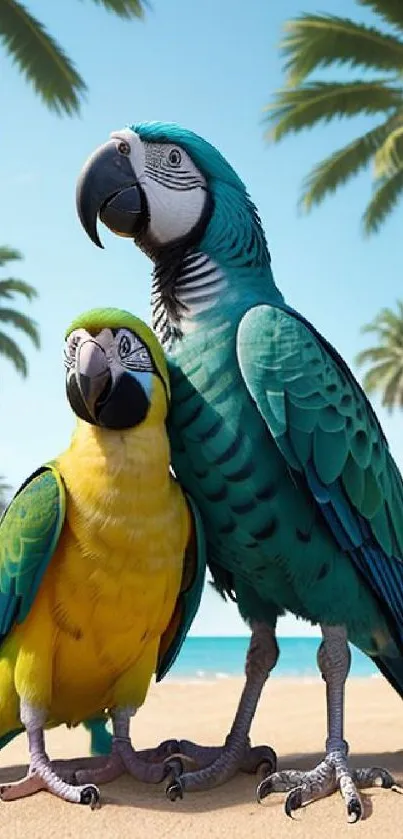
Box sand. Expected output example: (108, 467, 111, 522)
(0, 676, 402, 838)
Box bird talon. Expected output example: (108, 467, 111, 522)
(80, 785, 100, 809)
(166, 778, 184, 802)
(347, 797, 362, 823)
(375, 769, 395, 789)
(377, 770, 399, 790)
(285, 787, 303, 818)
(256, 776, 273, 803)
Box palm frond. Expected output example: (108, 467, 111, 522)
(299, 119, 393, 210)
(383, 365, 403, 408)
(360, 358, 397, 392)
(0, 330, 28, 376)
(374, 120, 403, 175)
(281, 13, 403, 86)
(362, 166, 403, 233)
(85, 0, 147, 19)
(0, 308, 40, 348)
(360, 303, 403, 332)
(0, 246, 22, 267)
(355, 346, 399, 366)
(265, 81, 403, 141)
(359, 0, 403, 34)
(0, 0, 86, 115)
(0, 279, 38, 301)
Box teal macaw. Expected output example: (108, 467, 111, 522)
(76, 124, 403, 821)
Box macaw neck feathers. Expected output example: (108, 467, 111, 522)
(151, 182, 284, 346)
(152, 251, 227, 345)
(58, 419, 171, 503)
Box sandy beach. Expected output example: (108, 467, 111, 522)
(0, 676, 402, 838)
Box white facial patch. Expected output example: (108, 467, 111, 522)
(111, 129, 208, 247)
(114, 328, 153, 373)
(143, 142, 207, 245)
(110, 128, 146, 182)
(64, 327, 91, 371)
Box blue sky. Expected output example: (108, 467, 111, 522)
(0, 0, 402, 637)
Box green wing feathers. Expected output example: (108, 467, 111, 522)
(0, 464, 66, 637)
(236, 304, 403, 564)
(156, 494, 206, 681)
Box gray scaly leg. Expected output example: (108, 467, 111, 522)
(257, 625, 401, 822)
(165, 622, 278, 800)
(0, 701, 99, 807)
(74, 706, 179, 786)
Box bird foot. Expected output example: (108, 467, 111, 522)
(257, 748, 402, 823)
(165, 737, 277, 800)
(75, 737, 182, 786)
(0, 757, 100, 807)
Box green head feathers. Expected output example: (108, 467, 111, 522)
(65, 307, 170, 399)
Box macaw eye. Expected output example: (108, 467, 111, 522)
(168, 149, 182, 167)
(118, 140, 131, 156)
(118, 334, 133, 358)
(117, 331, 153, 372)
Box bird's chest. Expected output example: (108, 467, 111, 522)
(50, 495, 182, 650)
(169, 336, 289, 550)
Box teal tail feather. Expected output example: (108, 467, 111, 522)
(0, 720, 113, 756)
(83, 717, 112, 756)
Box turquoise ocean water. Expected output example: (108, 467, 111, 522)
(166, 637, 378, 681)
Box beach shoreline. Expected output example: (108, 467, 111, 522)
(0, 677, 402, 838)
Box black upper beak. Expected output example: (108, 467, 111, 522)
(76, 139, 148, 248)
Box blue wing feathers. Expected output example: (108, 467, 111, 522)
(307, 459, 403, 649)
(283, 303, 388, 445)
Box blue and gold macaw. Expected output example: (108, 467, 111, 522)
(0, 307, 205, 807)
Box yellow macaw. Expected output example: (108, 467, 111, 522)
(0, 307, 205, 807)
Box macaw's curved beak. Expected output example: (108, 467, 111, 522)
(76, 339, 112, 417)
(76, 139, 148, 248)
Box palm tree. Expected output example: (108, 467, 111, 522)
(0, 246, 40, 377)
(266, 0, 403, 234)
(1, 0, 146, 117)
(355, 300, 403, 409)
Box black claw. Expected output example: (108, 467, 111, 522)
(285, 787, 303, 819)
(80, 785, 100, 809)
(166, 779, 184, 802)
(378, 770, 396, 790)
(347, 797, 362, 823)
(256, 776, 273, 803)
